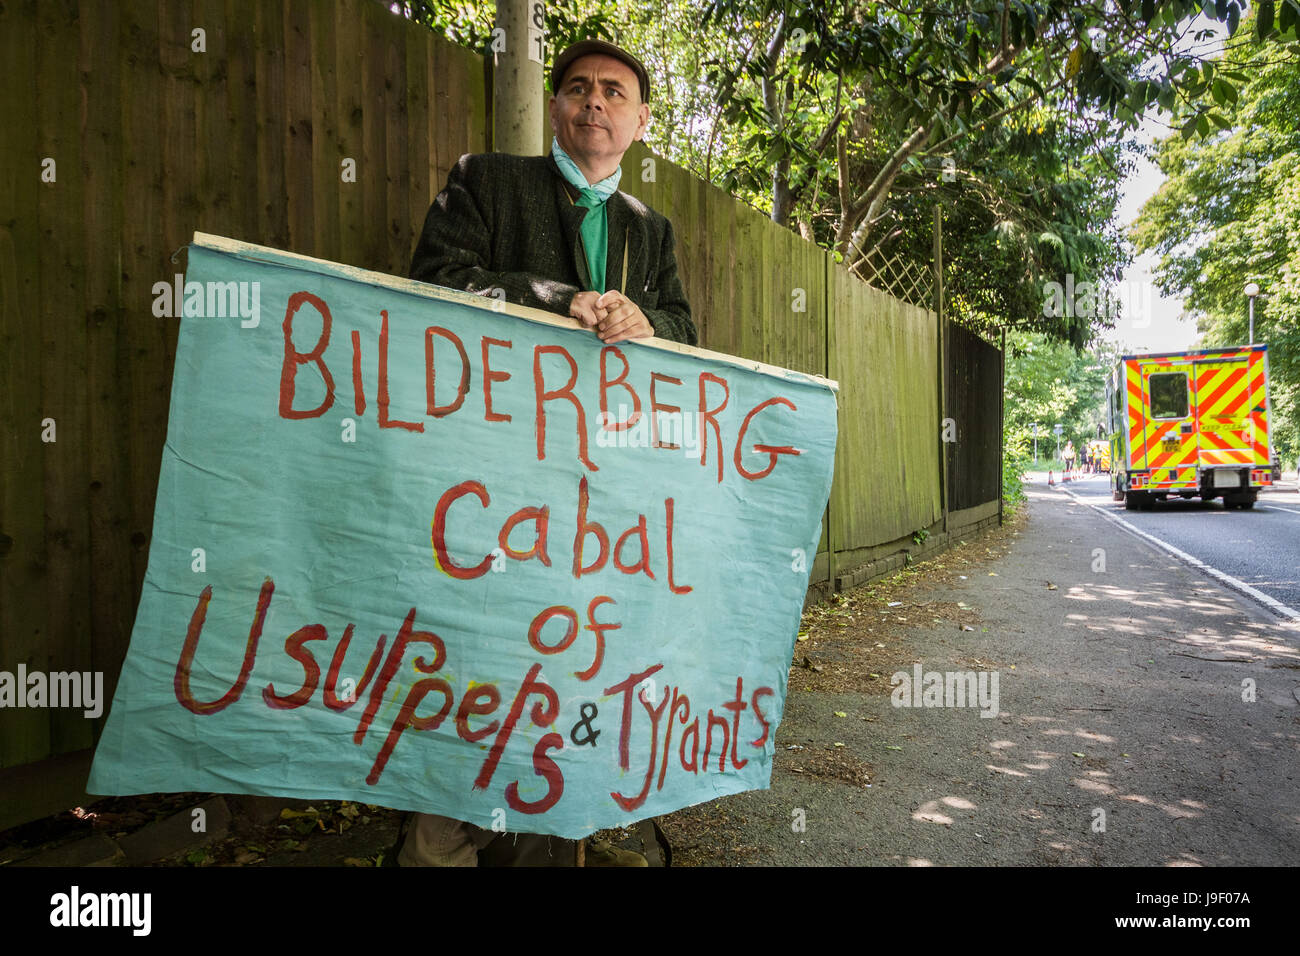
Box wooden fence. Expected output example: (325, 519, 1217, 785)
(0, 0, 1000, 826)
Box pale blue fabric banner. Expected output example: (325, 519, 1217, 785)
(88, 235, 839, 838)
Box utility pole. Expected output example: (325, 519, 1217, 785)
(493, 0, 546, 155)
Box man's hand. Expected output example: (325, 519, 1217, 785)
(593, 290, 654, 344)
(569, 290, 607, 330)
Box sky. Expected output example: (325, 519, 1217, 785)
(1100, 117, 1201, 356)
(1096, 13, 1231, 358)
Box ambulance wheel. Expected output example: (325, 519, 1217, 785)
(1124, 491, 1144, 511)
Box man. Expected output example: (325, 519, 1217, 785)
(408, 39, 696, 349)
(396, 39, 694, 867)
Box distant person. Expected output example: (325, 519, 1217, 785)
(1063, 440, 1076, 477)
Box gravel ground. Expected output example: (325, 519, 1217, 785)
(659, 479, 1300, 866)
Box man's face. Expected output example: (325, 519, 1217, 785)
(549, 54, 649, 175)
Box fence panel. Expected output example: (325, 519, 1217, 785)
(945, 323, 1003, 511)
(0, 0, 487, 778)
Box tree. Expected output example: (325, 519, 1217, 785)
(1131, 6, 1300, 464)
(1004, 332, 1115, 461)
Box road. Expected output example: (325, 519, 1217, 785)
(1059, 471, 1300, 618)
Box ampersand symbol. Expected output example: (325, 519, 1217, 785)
(570, 702, 600, 747)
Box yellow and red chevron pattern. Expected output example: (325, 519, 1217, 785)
(1122, 346, 1271, 476)
(1194, 351, 1269, 466)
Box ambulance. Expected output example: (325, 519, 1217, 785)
(1105, 345, 1280, 510)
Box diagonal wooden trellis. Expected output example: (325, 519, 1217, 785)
(851, 244, 934, 311)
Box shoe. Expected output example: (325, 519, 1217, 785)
(584, 838, 648, 867)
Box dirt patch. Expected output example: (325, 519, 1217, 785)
(787, 514, 1023, 697)
(777, 743, 873, 788)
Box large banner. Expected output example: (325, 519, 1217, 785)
(88, 234, 839, 838)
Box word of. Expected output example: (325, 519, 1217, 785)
(890, 664, 999, 717)
(0, 666, 103, 719)
(49, 886, 151, 936)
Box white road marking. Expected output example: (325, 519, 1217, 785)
(1259, 505, 1300, 519)
(1059, 486, 1300, 625)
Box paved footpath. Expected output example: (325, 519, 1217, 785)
(659, 479, 1300, 866)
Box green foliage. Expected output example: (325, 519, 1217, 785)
(1131, 8, 1300, 465)
(1003, 332, 1115, 462)
(1002, 435, 1030, 515)
(399, 0, 1298, 353)
(399, 1, 619, 66)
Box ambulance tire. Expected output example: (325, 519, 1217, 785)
(1124, 491, 1145, 511)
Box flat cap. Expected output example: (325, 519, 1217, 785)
(550, 39, 650, 104)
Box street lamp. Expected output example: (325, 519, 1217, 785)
(1245, 281, 1260, 344)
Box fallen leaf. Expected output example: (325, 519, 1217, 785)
(833, 742, 845, 748)
(1072, 752, 1085, 758)
(960, 625, 975, 631)
(343, 857, 373, 867)
(833, 711, 847, 718)
(1046, 583, 1058, 590)
(279, 807, 320, 820)
(885, 745, 903, 751)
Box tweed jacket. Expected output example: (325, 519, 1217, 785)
(409, 151, 697, 346)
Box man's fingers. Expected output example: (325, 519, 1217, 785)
(598, 312, 652, 343)
(572, 291, 617, 328)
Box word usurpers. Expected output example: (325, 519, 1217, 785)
(175, 577, 777, 815)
